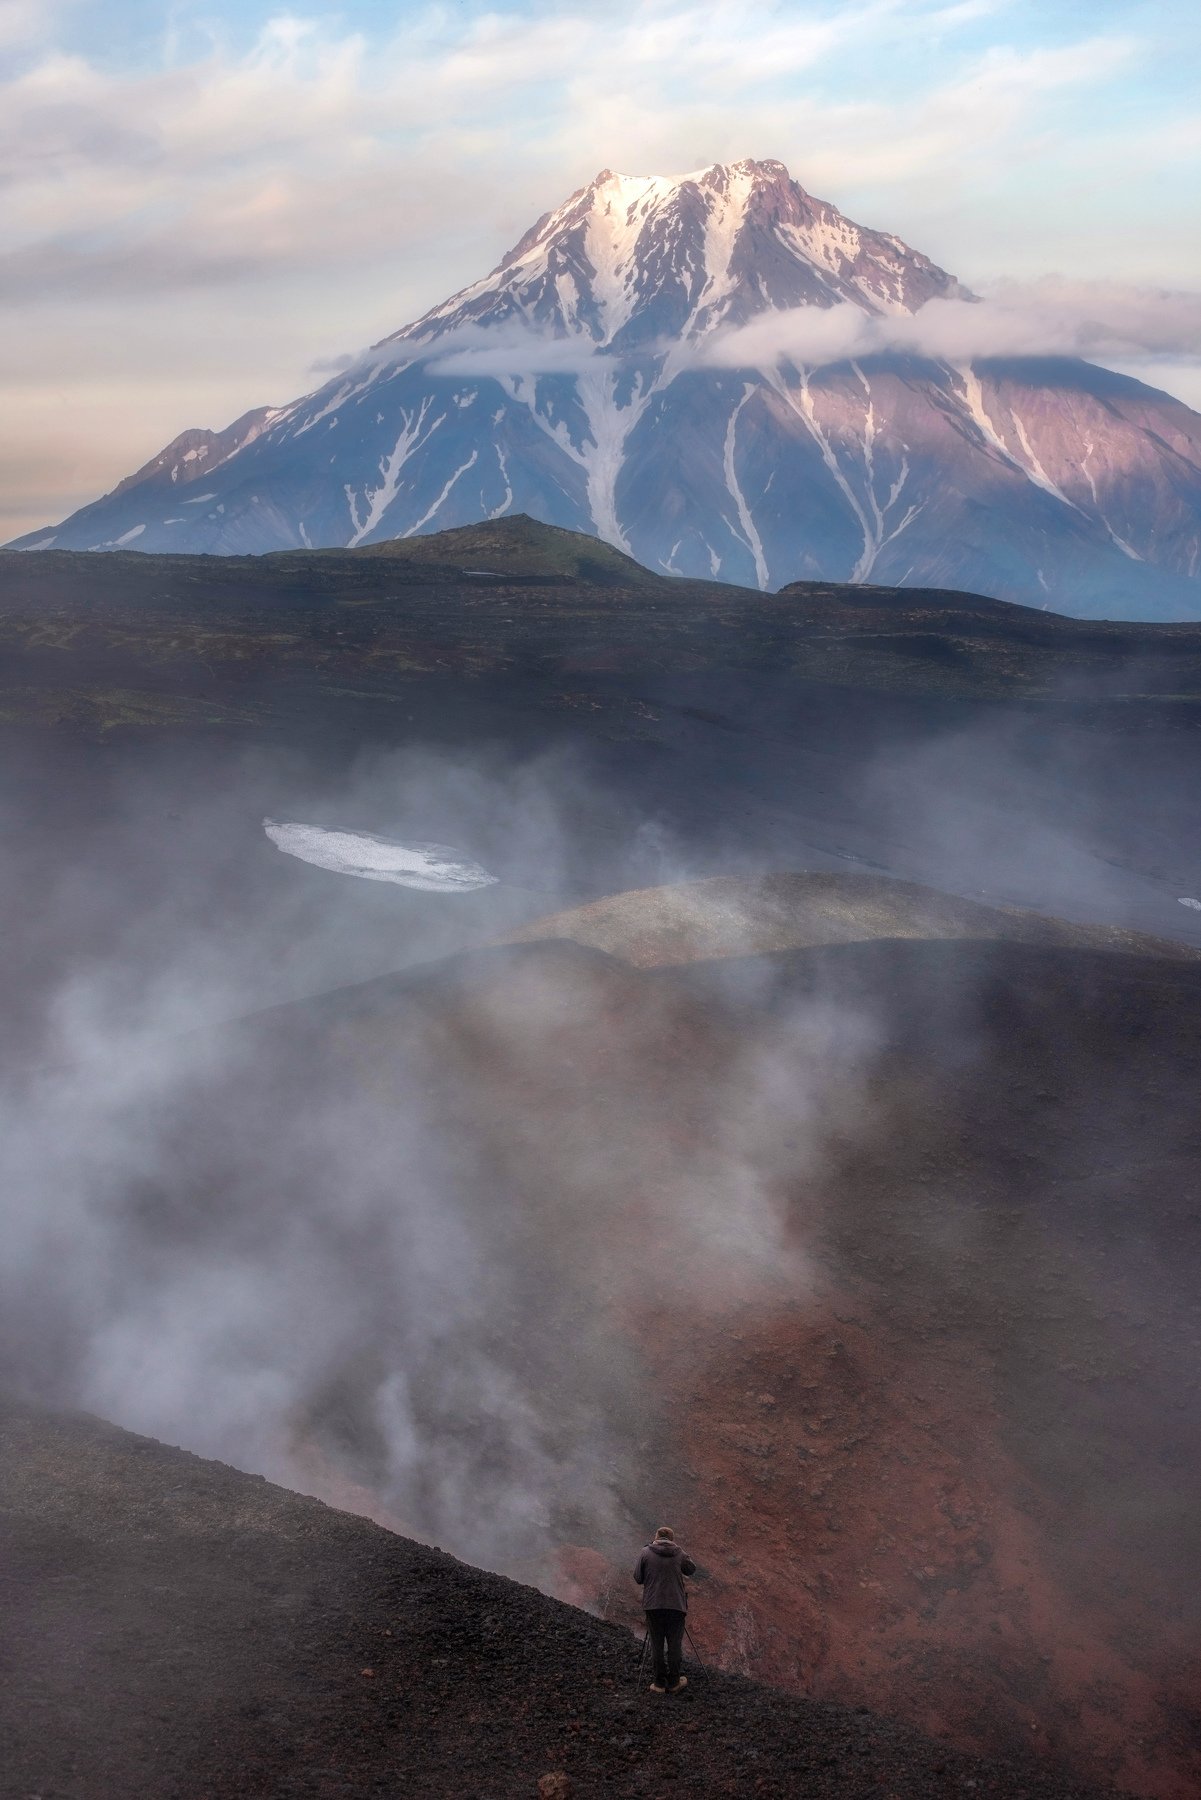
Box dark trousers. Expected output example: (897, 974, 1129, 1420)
(645, 1608, 686, 1687)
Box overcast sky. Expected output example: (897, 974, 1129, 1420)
(3, 0, 1200, 538)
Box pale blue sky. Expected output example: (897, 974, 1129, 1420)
(3, 0, 1199, 534)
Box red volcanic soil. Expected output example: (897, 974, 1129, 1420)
(591, 1285, 1199, 1799)
(494, 880, 1201, 1798)
(276, 877, 1201, 1797)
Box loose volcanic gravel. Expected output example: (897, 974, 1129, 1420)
(0, 1401, 1123, 1800)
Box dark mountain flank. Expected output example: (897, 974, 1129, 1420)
(10, 161, 1201, 620)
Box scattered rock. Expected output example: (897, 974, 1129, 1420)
(537, 1775, 574, 1799)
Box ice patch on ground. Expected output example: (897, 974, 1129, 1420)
(1179, 897, 1201, 911)
(264, 821, 498, 891)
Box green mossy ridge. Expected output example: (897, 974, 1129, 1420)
(343, 513, 662, 585)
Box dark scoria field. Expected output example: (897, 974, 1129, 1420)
(0, 1400, 1115, 1799)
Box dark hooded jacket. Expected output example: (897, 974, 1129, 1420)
(634, 1540, 696, 1612)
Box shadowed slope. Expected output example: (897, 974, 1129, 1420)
(5, 526, 1201, 739)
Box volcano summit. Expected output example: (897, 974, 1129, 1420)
(12, 159, 1201, 619)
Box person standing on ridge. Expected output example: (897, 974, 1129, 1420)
(634, 1525, 696, 1693)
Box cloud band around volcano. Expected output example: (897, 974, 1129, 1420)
(328, 280, 1201, 386)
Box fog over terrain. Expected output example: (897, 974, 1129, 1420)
(3, 639, 1201, 1794)
(1, 700, 1196, 1571)
(0, 741, 869, 1564)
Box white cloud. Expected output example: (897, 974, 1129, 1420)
(700, 281, 1201, 376)
(322, 282, 1201, 399)
(0, 8, 1153, 303)
(423, 322, 606, 379)
(0, 0, 55, 50)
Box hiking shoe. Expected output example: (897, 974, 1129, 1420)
(649, 1682, 666, 1694)
(668, 1676, 689, 1693)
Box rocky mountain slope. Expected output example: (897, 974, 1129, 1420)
(0, 1399, 1114, 1800)
(10, 161, 1201, 620)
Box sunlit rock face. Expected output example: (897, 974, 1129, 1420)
(13, 159, 1201, 619)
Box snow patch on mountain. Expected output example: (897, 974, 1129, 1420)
(347, 400, 444, 546)
(724, 386, 768, 588)
(406, 448, 479, 536)
(1080, 441, 1144, 561)
(263, 821, 498, 891)
(585, 173, 680, 342)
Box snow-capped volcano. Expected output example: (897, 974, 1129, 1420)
(12, 159, 1201, 618)
(404, 161, 968, 351)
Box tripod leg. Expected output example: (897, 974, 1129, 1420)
(683, 1623, 709, 1679)
(634, 1628, 649, 1685)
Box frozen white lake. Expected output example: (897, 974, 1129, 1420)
(264, 820, 498, 891)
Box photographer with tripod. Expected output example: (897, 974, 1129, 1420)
(633, 1526, 696, 1694)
